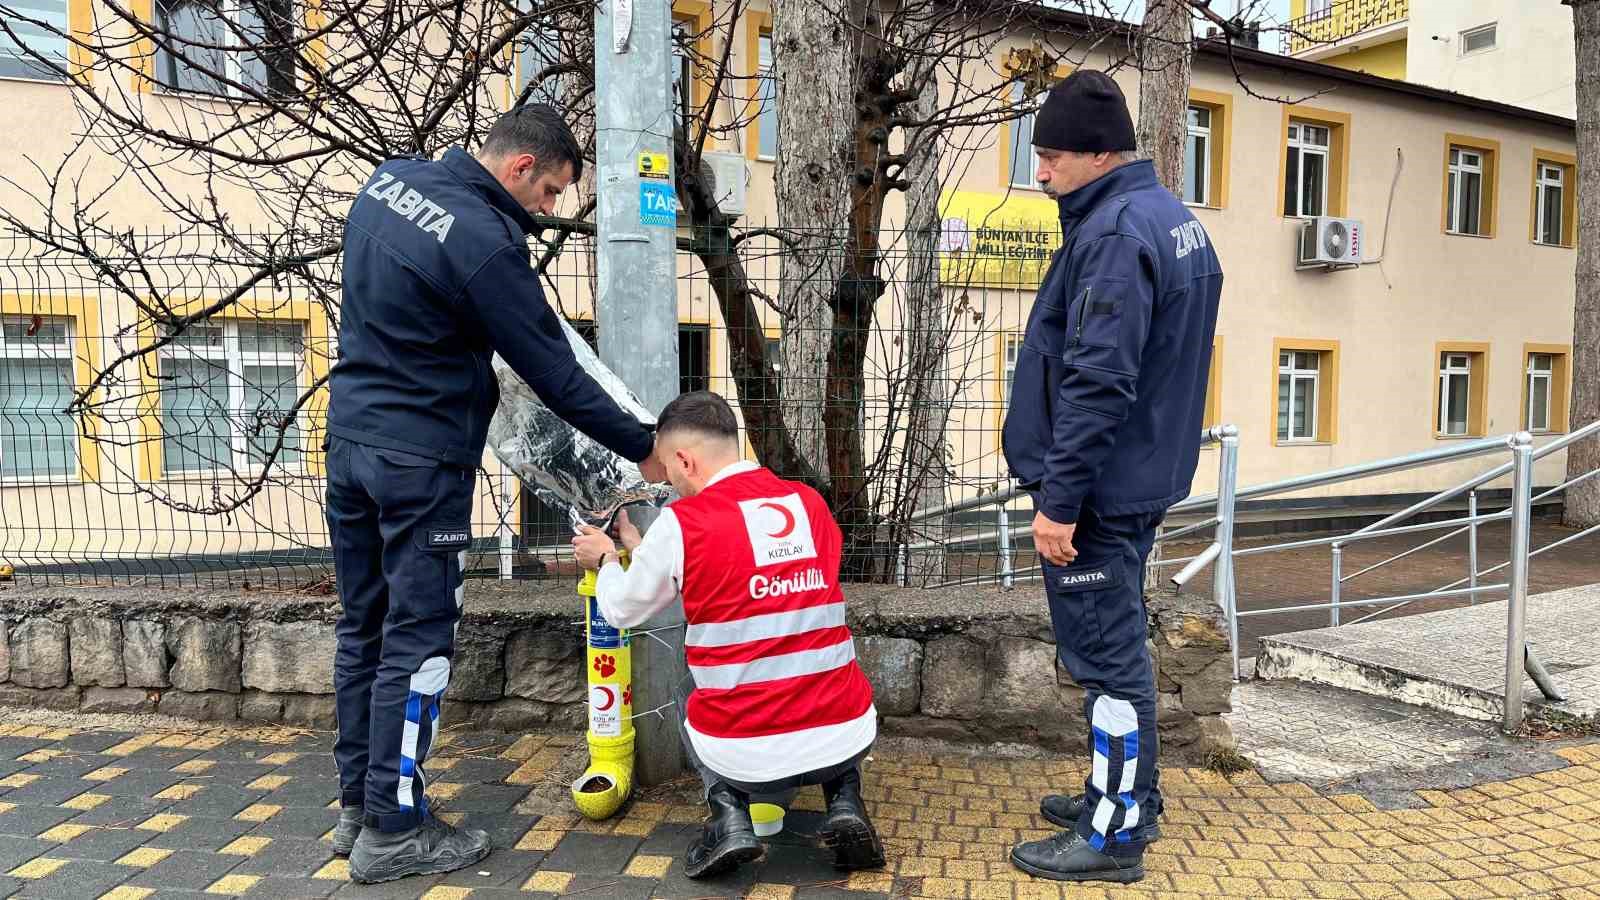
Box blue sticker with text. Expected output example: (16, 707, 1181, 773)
(640, 182, 677, 227)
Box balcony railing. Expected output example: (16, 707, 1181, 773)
(1282, 0, 1409, 56)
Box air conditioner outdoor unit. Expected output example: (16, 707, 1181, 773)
(1297, 216, 1363, 269)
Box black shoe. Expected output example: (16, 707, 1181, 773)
(684, 783, 765, 880)
(348, 815, 492, 884)
(1039, 793, 1162, 842)
(818, 768, 886, 871)
(1010, 830, 1144, 883)
(331, 806, 363, 857)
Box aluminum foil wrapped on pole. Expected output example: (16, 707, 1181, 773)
(485, 315, 672, 530)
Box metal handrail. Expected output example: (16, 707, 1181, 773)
(896, 416, 1598, 732)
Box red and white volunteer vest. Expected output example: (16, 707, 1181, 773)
(674, 467, 876, 783)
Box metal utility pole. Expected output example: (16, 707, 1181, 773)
(594, 0, 686, 785)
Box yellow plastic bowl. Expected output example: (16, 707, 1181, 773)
(749, 802, 785, 837)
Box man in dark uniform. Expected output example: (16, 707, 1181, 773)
(1002, 71, 1223, 885)
(324, 104, 666, 884)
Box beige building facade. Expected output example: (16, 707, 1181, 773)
(0, 1, 1581, 572)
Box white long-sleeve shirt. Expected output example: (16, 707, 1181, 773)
(593, 459, 876, 783)
(593, 460, 761, 629)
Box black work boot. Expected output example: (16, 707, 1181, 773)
(818, 767, 886, 871)
(1039, 793, 1162, 842)
(684, 783, 765, 880)
(1010, 830, 1144, 883)
(348, 815, 492, 884)
(331, 805, 363, 857)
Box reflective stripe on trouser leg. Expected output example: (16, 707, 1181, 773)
(397, 655, 449, 813)
(1086, 695, 1140, 852)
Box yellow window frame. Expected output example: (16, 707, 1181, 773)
(135, 297, 331, 480)
(1529, 148, 1577, 248)
(1269, 338, 1340, 446)
(1277, 105, 1352, 218)
(1440, 133, 1500, 239)
(1431, 340, 1491, 439)
(0, 293, 103, 483)
(1186, 88, 1233, 210)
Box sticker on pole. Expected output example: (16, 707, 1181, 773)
(640, 182, 677, 227)
(637, 152, 670, 180)
(588, 598, 626, 649)
(589, 684, 622, 736)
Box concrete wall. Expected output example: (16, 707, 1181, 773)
(0, 581, 1237, 763)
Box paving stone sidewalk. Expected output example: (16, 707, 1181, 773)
(0, 716, 1598, 900)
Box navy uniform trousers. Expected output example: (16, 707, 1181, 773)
(325, 436, 474, 832)
(1038, 503, 1165, 857)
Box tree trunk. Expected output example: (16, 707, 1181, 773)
(1136, 0, 1194, 586)
(1567, 0, 1600, 528)
(771, 0, 856, 479)
(898, 75, 951, 585)
(1135, 0, 1193, 195)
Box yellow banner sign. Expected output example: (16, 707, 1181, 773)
(937, 190, 1062, 288)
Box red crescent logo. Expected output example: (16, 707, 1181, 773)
(759, 501, 796, 539)
(592, 685, 616, 711)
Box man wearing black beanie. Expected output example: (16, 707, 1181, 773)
(1002, 69, 1224, 885)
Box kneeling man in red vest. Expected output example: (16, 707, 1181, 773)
(572, 390, 885, 880)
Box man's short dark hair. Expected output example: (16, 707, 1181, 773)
(657, 391, 739, 443)
(481, 103, 584, 182)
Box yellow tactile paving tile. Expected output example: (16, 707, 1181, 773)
(522, 870, 573, 893)
(62, 792, 111, 811)
(98, 888, 155, 900)
(245, 774, 291, 791)
(8, 857, 67, 879)
(114, 847, 173, 868)
(218, 835, 272, 856)
(153, 783, 205, 801)
(235, 803, 282, 822)
(204, 874, 262, 895)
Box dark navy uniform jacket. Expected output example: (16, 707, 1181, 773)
(329, 148, 654, 468)
(1002, 160, 1223, 525)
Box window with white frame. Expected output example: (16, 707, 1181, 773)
(1306, 0, 1332, 19)
(1446, 147, 1486, 235)
(1526, 353, 1555, 432)
(0, 316, 79, 480)
(755, 33, 777, 160)
(1003, 334, 1022, 405)
(1009, 81, 1039, 189)
(0, 0, 71, 81)
(160, 321, 305, 475)
(1438, 352, 1473, 436)
(154, 0, 296, 98)
(1283, 121, 1329, 218)
(1460, 23, 1497, 56)
(1536, 162, 1565, 246)
(1277, 350, 1319, 442)
(1184, 105, 1211, 206)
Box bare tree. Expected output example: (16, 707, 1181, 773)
(1568, 0, 1600, 528)
(0, 0, 1294, 578)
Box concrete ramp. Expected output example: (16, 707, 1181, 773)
(1256, 583, 1600, 726)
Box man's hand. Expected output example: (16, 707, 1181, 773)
(614, 509, 644, 554)
(572, 524, 618, 570)
(1033, 512, 1078, 566)
(638, 454, 667, 484)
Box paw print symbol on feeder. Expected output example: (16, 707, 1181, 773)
(623, 684, 632, 707)
(594, 654, 617, 678)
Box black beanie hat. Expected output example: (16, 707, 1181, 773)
(1032, 70, 1136, 153)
